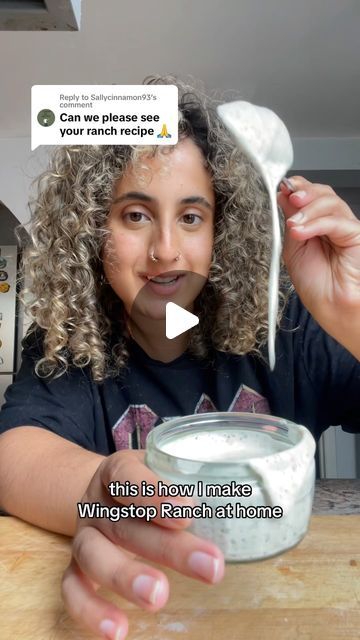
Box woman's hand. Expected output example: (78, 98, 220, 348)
(278, 177, 360, 359)
(61, 450, 224, 640)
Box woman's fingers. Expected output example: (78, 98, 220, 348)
(99, 450, 194, 530)
(286, 210, 360, 245)
(278, 178, 355, 221)
(72, 525, 169, 611)
(278, 177, 360, 267)
(75, 520, 224, 587)
(283, 191, 360, 252)
(64, 522, 224, 639)
(284, 214, 360, 305)
(279, 175, 335, 198)
(285, 193, 359, 239)
(61, 557, 129, 640)
(66, 448, 225, 640)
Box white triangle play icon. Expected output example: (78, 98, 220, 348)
(166, 302, 199, 339)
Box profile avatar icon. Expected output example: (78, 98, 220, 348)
(157, 123, 172, 138)
(37, 109, 55, 127)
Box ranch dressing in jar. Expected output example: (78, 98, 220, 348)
(146, 412, 316, 562)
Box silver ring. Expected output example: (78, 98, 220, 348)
(150, 251, 181, 262)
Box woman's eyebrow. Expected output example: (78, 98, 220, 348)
(112, 191, 154, 205)
(181, 196, 213, 210)
(112, 192, 213, 210)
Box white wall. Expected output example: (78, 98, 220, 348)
(293, 137, 360, 171)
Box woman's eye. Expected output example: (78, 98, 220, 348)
(182, 213, 202, 225)
(123, 211, 149, 223)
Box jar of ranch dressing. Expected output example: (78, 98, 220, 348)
(145, 412, 316, 562)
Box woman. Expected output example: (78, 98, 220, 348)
(0, 75, 359, 640)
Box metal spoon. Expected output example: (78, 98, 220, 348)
(216, 101, 294, 370)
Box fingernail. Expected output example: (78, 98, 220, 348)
(132, 574, 164, 605)
(288, 211, 305, 224)
(163, 498, 194, 516)
(188, 551, 221, 582)
(99, 619, 124, 640)
(292, 190, 306, 200)
(281, 177, 295, 191)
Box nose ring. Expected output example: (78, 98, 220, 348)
(150, 251, 158, 263)
(149, 251, 181, 262)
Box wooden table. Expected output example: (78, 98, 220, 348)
(1, 492, 360, 639)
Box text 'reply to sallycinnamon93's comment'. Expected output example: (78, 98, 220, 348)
(31, 85, 178, 150)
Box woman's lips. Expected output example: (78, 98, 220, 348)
(142, 273, 186, 296)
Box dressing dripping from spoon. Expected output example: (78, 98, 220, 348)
(217, 101, 294, 370)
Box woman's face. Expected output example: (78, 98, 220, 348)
(103, 138, 215, 321)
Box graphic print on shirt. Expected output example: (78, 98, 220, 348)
(112, 384, 270, 450)
(112, 404, 158, 450)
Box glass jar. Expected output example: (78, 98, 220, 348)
(145, 412, 316, 562)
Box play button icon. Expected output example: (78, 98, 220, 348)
(128, 270, 206, 354)
(166, 302, 199, 339)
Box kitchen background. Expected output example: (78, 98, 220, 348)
(0, 0, 359, 478)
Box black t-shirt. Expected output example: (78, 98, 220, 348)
(0, 292, 359, 455)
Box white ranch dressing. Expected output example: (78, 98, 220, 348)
(162, 427, 315, 511)
(159, 425, 315, 561)
(216, 101, 294, 371)
(162, 430, 287, 461)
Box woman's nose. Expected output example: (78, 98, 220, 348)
(149, 227, 181, 265)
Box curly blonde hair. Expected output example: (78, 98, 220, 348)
(15, 74, 293, 382)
